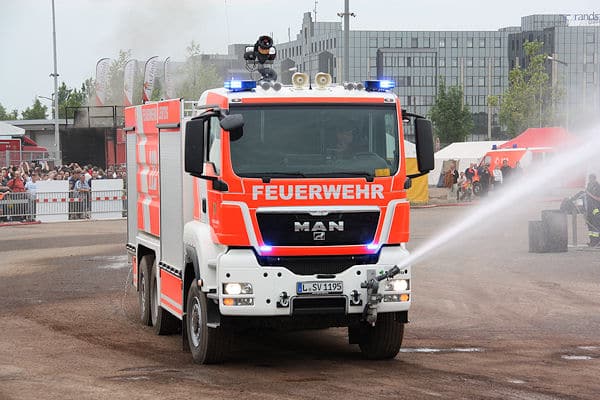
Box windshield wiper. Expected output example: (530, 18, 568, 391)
(315, 172, 375, 182)
(241, 171, 307, 183)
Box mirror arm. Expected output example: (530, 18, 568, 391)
(407, 171, 428, 179)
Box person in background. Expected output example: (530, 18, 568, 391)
(456, 171, 467, 201)
(465, 163, 477, 182)
(500, 159, 512, 182)
(493, 165, 503, 190)
(477, 163, 492, 197)
(585, 174, 600, 247)
(25, 173, 39, 221)
(74, 174, 91, 219)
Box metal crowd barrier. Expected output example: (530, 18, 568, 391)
(0, 190, 127, 223)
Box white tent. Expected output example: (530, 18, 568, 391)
(0, 121, 25, 137)
(428, 141, 506, 185)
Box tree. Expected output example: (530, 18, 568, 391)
(57, 82, 87, 118)
(0, 103, 18, 120)
(21, 99, 48, 120)
(499, 41, 561, 137)
(428, 79, 473, 145)
(105, 49, 132, 105)
(176, 40, 223, 100)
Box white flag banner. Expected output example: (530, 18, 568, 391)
(123, 59, 137, 106)
(142, 56, 159, 103)
(164, 57, 176, 99)
(95, 58, 111, 106)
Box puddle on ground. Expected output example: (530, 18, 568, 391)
(561, 355, 593, 361)
(400, 347, 483, 353)
(92, 255, 128, 270)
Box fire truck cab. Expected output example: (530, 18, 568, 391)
(126, 37, 434, 364)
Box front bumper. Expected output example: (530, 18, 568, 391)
(216, 246, 411, 316)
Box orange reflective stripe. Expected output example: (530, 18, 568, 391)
(160, 268, 183, 316)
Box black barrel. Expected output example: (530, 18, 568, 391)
(541, 210, 568, 253)
(529, 220, 545, 253)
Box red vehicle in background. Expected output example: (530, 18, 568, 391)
(0, 134, 49, 166)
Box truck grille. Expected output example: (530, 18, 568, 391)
(256, 253, 379, 275)
(256, 211, 380, 246)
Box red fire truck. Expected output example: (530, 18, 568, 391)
(125, 36, 434, 363)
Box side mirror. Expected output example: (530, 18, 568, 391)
(414, 118, 434, 173)
(220, 114, 245, 141)
(184, 119, 205, 176)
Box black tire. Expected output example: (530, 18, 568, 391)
(186, 281, 230, 364)
(150, 265, 180, 335)
(355, 313, 404, 360)
(472, 181, 482, 196)
(138, 255, 152, 326)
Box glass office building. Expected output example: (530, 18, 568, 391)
(273, 12, 600, 137)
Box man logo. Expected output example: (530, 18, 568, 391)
(313, 232, 326, 241)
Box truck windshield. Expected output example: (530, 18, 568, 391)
(229, 104, 399, 179)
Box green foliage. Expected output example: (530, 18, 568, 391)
(150, 78, 162, 101)
(0, 103, 18, 120)
(21, 99, 48, 120)
(177, 40, 223, 100)
(57, 82, 87, 119)
(105, 50, 132, 105)
(428, 79, 473, 145)
(499, 41, 561, 137)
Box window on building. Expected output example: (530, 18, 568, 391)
(586, 72, 595, 84)
(467, 38, 473, 48)
(413, 57, 421, 67)
(411, 37, 418, 48)
(466, 76, 473, 86)
(451, 38, 458, 48)
(450, 76, 458, 85)
(369, 38, 377, 47)
(586, 33, 595, 43)
(413, 76, 420, 87)
(397, 37, 403, 48)
(439, 38, 446, 48)
(494, 38, 501, 48)
(466, 58, 473, 67)
(383, 38, 390, 47)
(493, 76, 501, 86)
(479, 58, 486, 67)
(451, 57, 458, 67)
(479, 38, 486, 48)
(494, 57, 501, 67)
(479, 95, 486, 105)
(398, 56, 406, 67)
(439, 57, 446, 67)
(423, 38, 430, 48)
(478, 77, 486, 87)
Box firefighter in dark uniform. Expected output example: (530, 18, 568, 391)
(586, 174, 600, 247)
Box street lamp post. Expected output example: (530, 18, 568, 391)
(50, 0, 61, 164)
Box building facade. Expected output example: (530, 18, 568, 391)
(273, 12, 600, 138)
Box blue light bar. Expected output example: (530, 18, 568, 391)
(224, 80, 257, 92)
(364, 80, 396, 92)
(259, 245, 273, 254)
(366, 242, 381, 251)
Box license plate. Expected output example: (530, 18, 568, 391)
(296, 281, 343, 295)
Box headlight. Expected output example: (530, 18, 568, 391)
(223, 282, 253, 295)
(384, 279, 409, 292)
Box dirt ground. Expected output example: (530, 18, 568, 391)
(1, 196, 599, 399)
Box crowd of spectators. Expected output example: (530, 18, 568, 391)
(0, 161, 126, 222)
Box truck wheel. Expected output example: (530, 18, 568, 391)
(355, 313, 404, 360)
(138, 255, 152, 326)
(186, 281, 229, 364)
(150, 265, 179, 335)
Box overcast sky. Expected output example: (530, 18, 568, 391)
(0, 0, 596, 114)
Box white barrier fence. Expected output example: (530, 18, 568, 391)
(0, 179, 126, 223)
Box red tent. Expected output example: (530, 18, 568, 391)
(499, 127, 576, 149)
